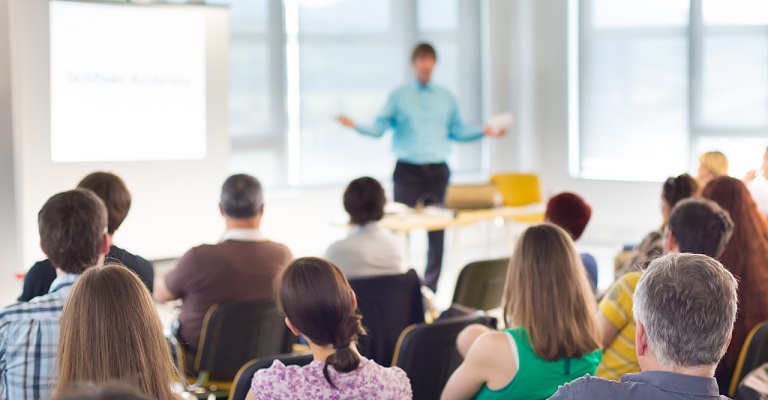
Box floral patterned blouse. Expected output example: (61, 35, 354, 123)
(250, 356, 412, 399)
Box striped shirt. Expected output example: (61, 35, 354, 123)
(595, 272, 642, 381)
(0, 273, 79, 400)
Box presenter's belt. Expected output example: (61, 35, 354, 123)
(396, 159, 448, 170)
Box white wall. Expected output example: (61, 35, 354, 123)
(0, 0, 21, 284)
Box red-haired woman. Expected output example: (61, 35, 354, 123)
(703, 176, 768, 392)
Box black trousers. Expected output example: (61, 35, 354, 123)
(393, 160, 450, 292)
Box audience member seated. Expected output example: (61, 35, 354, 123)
(697, 150, 729, 191)
(702, 176, 768, 391)
(55, 382, 153, 400)
(325, 177, 404, 278)
(0, 189, 109, 400)
(54, 264, 180, 400)
(441, 223, 602, 400)
(545, 192, 598, 292)
(595, 198, 733, 381)
(743, 146, 768, 216)
(616, 173, 698, 278)
(154, 174, 292, 372)
(550, 253, 737, 400)
(247, 257, 412, 400)
(18, 172, 153, 301)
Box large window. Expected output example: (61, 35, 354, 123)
(224, 0, 483, 187)
(577, 0, 768, 181)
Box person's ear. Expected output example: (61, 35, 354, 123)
(285, 317, 300, 336)
(351, 289, 358, 310)
(636, 320, 649, 358)
(219, 203, 225, 217)
(99, 233, 110, 256)
(40, 242, 47, 257)
(665, 230, 678, 254)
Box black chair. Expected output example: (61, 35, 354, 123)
(349, 269, 425, 366)
(228, 353, 314, 400)
(730, 321, 768, 397)
(392, 314, 497, 400)
(452, 258, 509, 311)
(188, 299, 295, 398)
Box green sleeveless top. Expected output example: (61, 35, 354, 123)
(472, 328, 602, 400)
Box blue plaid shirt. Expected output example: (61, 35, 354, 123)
(0, 273, 78, 400)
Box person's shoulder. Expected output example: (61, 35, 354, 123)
(549, 374, 620, 399)
(360, 359, 413, 396)
(0, 292, 64, 323)
(251, 360, 317, 394)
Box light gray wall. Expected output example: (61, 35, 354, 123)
(0, 0, 21, 281)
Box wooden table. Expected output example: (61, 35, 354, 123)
(380, 206, 545, 271)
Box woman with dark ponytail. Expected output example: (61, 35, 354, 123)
(246, 257, 412, 399)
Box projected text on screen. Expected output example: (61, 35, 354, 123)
(50, 2, 207, 162)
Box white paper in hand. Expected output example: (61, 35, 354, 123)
(486, 112, 514, 134)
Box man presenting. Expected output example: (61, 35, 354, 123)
(338, 43, 504, 291)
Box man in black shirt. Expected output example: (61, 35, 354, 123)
(18, 172, 153, 301)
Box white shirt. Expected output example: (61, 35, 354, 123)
(748, 177, 768, 216)
(325, 223, 404, 279)
(220, 228, 268, 243)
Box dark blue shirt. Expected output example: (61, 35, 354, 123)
(548, 371, 730, 400)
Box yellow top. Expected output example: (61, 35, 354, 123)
(596, 271, 642, 381)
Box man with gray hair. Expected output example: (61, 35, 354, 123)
(549, 253, 738, 399)
(155, 174, 292, 373)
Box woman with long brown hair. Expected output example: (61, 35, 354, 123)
(54, 264, 180, 400)
(702, 176, 768, 391)
(441, 223, 602, 400)
(246, 257, 411, 399)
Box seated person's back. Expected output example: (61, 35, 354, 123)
(595, 198, 734, 382)
(544, 192, 598, 291)
(155, 174, 292, 361)
(248, 257, 412, 400)
(441, 223, 602, 400)
(550, 253, 738, 400)
(18, 172, 153, 301)
(0, 189, 109, 400)
(325, 177, 403, 279)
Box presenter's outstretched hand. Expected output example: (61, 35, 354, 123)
(337, 115, 356, 129)
(483, 126, 506, 138)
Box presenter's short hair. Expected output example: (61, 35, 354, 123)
(344, 177, 386, 225)
(77, 172, 132, 234)
(220, 174, 264, 219)
(411, 42, 437, 62)
(38, 189, 107, 274)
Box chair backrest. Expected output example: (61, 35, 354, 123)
(392, 314, 497, 400)
(491, 173, 542, 207)
(349, 269, 425, 366)
(195, 299, 295, 382)
(452, 258, 510, 311)
(730, 321, 768, 396)
(228, 353, 314, 400)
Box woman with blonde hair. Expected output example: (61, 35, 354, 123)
(441, 223, 602, 400)
(54, 264, 180, 400)
(698, 151, 729, 189)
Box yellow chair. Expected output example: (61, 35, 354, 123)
(490, 173, 545, 223)
(729, 321, 768, 397)
(490, 173, 542, 207)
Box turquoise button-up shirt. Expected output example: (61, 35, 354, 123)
(355, 81, 483, 165)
